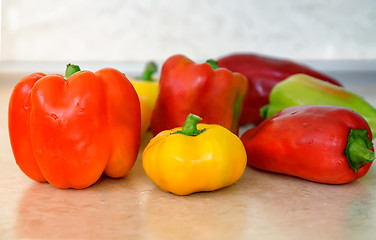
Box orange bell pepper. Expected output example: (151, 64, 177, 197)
(8, 64, 141, 189)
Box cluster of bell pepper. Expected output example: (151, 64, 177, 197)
(229, 54, 376, 184)
(8, 52, 376, 194)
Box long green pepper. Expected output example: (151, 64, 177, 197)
(261, 74, 376, 138)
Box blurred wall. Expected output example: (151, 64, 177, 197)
(1, 0, 376, 62)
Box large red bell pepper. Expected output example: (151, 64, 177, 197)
(241, 105, 374, 184)
(150, 54, 248, 136)
(217, 53, 342, 125)
(8, 64, 141, 189)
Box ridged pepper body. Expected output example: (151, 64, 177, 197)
(217, 53, 341, 125)
(8, 67, 141, 189)
(143, 114, 247, 195)
(150, 54, 248, 136)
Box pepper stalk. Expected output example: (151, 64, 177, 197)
(137, 61, 158, 81)
(64, 64, 81, 80)
(345, 129, 375, 172)
(174, 113, 206, 136)
(206, 59, 218, 70)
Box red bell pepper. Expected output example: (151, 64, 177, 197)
(217, 53, 342, 125)
(8, 64, 141, 189)
(241, 105, 374, 184)
(150, 54, 248, 135)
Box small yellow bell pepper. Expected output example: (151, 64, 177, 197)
(142, 113, 247, 195)
(138, 96, 152, 136)
(130, 61, 159, 136)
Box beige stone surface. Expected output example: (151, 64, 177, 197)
(1, 66, 376, 239)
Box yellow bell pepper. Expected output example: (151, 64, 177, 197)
(138, 96, 152, 136)
(131, 61, 159, 110)
(142, 113, 247, 195)
(130, 61, 159, 136)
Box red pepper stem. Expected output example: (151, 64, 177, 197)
(174, 113, 206, 136)
(64, 64, 81, 80)
(345, 129, 375, 172)
(138, 61, 157, 81)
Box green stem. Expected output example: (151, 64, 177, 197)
(174, 113, 206, 136)
(206, 59, 218, 70)
(260, 105, 270, 119)
(345, 129, 375, 172)
(138, 61, 157, 81)
(65, 64, 81, 80)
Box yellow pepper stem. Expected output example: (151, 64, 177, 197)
(174, 113, 206, 136)
(138, 61, 158, 81)
(64, 63, 81, 80)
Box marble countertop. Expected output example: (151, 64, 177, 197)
(1, 62, 376, 240)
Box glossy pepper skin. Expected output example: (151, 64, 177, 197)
(143, 114, 247, 195)
(8, 65, 141, 189)
(241, 105, 375, 184)
(261, 74, 376, 138)
(217, 53, 341, 125)
(150, 54, 248, 136)
(130, 61, 159, 136)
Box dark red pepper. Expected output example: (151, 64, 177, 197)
(150, 54, 248, 136)
(217, 53, 342, 125)
(241, 105, 374, 184)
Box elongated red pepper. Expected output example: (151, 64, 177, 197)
(150, 54, 248, 136)
(241, 105, 374, 184)
(217, 53, 342, 125)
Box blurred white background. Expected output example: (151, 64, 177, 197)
(1, 0, 375, 63)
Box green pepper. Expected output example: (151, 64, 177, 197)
(261, 74, 376, 138)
